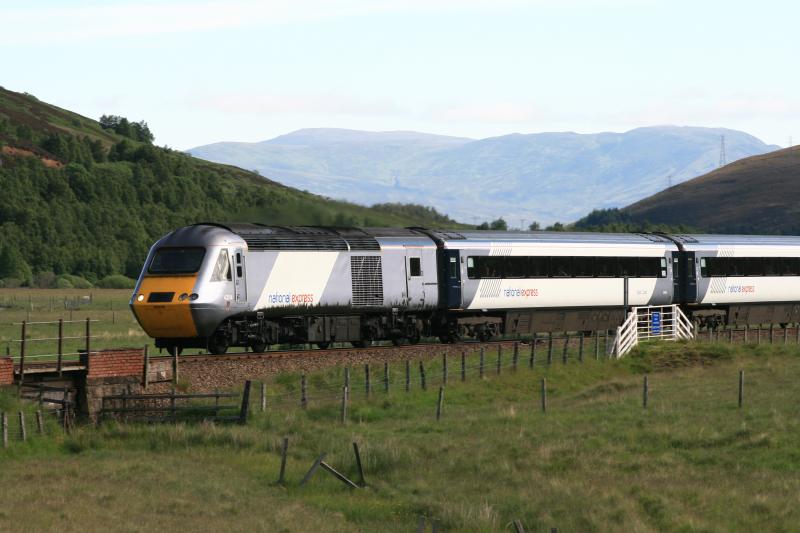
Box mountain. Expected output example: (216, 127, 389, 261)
(188, 126, 779, 225)
(0, 88, 462, 285)
(616, 145, 800, 233)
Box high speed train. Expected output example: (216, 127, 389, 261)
(129, 224, 800, 354)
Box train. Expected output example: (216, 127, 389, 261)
(129, 224, 800, 354)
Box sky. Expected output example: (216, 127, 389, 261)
(1, 0, 797, 150)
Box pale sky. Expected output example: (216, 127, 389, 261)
(2, 0, 797, 149)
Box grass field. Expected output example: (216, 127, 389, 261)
(1, 341, 799, 531)
(0, 288, 146, 362)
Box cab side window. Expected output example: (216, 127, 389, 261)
(210, 249, 231, 282)
(410, 257, 421, 277)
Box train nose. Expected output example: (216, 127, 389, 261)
(131, 277, 199, 338)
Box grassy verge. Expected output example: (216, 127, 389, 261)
(1, 341, 799, 531)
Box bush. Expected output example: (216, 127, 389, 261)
(34, 271, 57, 288)
(55, 277, 73, 289)
(96, 274, 136, 289)
(59, 274, 93, 289)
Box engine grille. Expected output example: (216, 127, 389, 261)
(147, 292, 174, 303)
(351, 256, 383, 307)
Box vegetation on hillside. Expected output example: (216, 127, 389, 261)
(0, 88, 464, 287)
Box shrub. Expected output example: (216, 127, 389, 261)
(55, 277, 73, 289)
(59, 274, 93, 289)
(96, 274, 136, 289)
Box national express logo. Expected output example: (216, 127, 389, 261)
(267, 292, 315, 305)
(503, 288, 539, 298)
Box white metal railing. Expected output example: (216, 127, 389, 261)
(614, 305, 695, 358)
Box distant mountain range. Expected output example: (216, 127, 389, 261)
(188, 126, 779, 225)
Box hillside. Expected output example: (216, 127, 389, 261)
(0, 88, 461, 285)
(188, 126, 778, 225)
(607, 146, 800, 233)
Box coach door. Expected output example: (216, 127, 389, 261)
(439, 249, 462, 309)
(405, 248, 425, 307)
(233, 248, 247, 305)
(672, 251, 697, 303)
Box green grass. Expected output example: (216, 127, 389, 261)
(2, 341, 800, 531)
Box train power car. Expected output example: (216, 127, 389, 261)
(130, 224, 800, 354)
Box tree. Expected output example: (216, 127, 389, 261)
(528, 221, 541, 231)
(489, 218, 508, 230)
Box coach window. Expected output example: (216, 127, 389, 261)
(410, 257, 421, 277)
(505, 257, 526, 278)
(781, 257, 800, 276)
(764, 258, 778, 277)
(595, 257, 615, 277)
(638, 257, 661, 278)
(210, 249, 232, 282)
(528, 256, 549, 278)
(467, 257, 476, 278)
(618, 257, 637, 277)
(550, 256, 571, 277)
(573, 256, 593, 277)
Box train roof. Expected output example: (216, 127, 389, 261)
(675, 234, 800, 250)
(422, 229, 676, 246)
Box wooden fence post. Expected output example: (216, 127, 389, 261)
(757, 325, 761, 344)
(529, 334, 536, 368)
(547, 333, 553, 365)
(344, 367, 350, 390)
(142, 345, 149, 390)
(19, 412, 26, 442)
(513, 342, 519, 371)
(57, 318, 64, 377)
(2, 412, 7, 448)
(744, 325, 749, 344)
(479, 347, 485, 378)
(301, 375, 308, 408)
(364, 364, 370, 396)
(496, 346, 502, 375)
(442, 353, 448, 385)
(383, 362, 389, 393)
(784, 325, 788, 344)
(278, 436, 289, 484)
(172, 349, 179, 388)
(540, 378, 547, 413)
(18, 320, 27, 393)
(353, 442, 365, 486)
(341, 386, 348, 423)
(36, 410, 44, 435)
(239, 380, 252, 424)
(769, 323, 774, 344)
(738, 370, 744, 408)
(405, 360, 410, 392)
(461, 351, 466, 382)
(562, 333, 569, 364)
(260, 382, 267, 412)
(643, 375, 648, 409)
(436, 386, 444, 421)
(419, 361, 427, 390)
(578, 334, 584, 363)
(595, 330, 600, 359)
(85, 317, 91, 355)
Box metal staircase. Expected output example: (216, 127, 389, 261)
(613, 305, 695, 358)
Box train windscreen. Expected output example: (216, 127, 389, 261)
(148, 247, 206, 274)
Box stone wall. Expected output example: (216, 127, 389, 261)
(79, 348, 146, 420)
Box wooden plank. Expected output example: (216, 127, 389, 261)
(300, 453, 326, 486)
(239, 380, 252, 424)
(319, 461, 359, 489)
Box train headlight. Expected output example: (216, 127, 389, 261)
(189, 293, 199, 301)
(137, 294, 144, 302)
(178, 293, 189, 301)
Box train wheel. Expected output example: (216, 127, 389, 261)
(351, 340, 373, 348)
(166, 346, 183, 356)
(207, 334, 229, 355)
(250, 341, 267, 353)
(316, 342, 331, 350)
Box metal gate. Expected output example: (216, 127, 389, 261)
(614, 304, 695, 357)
